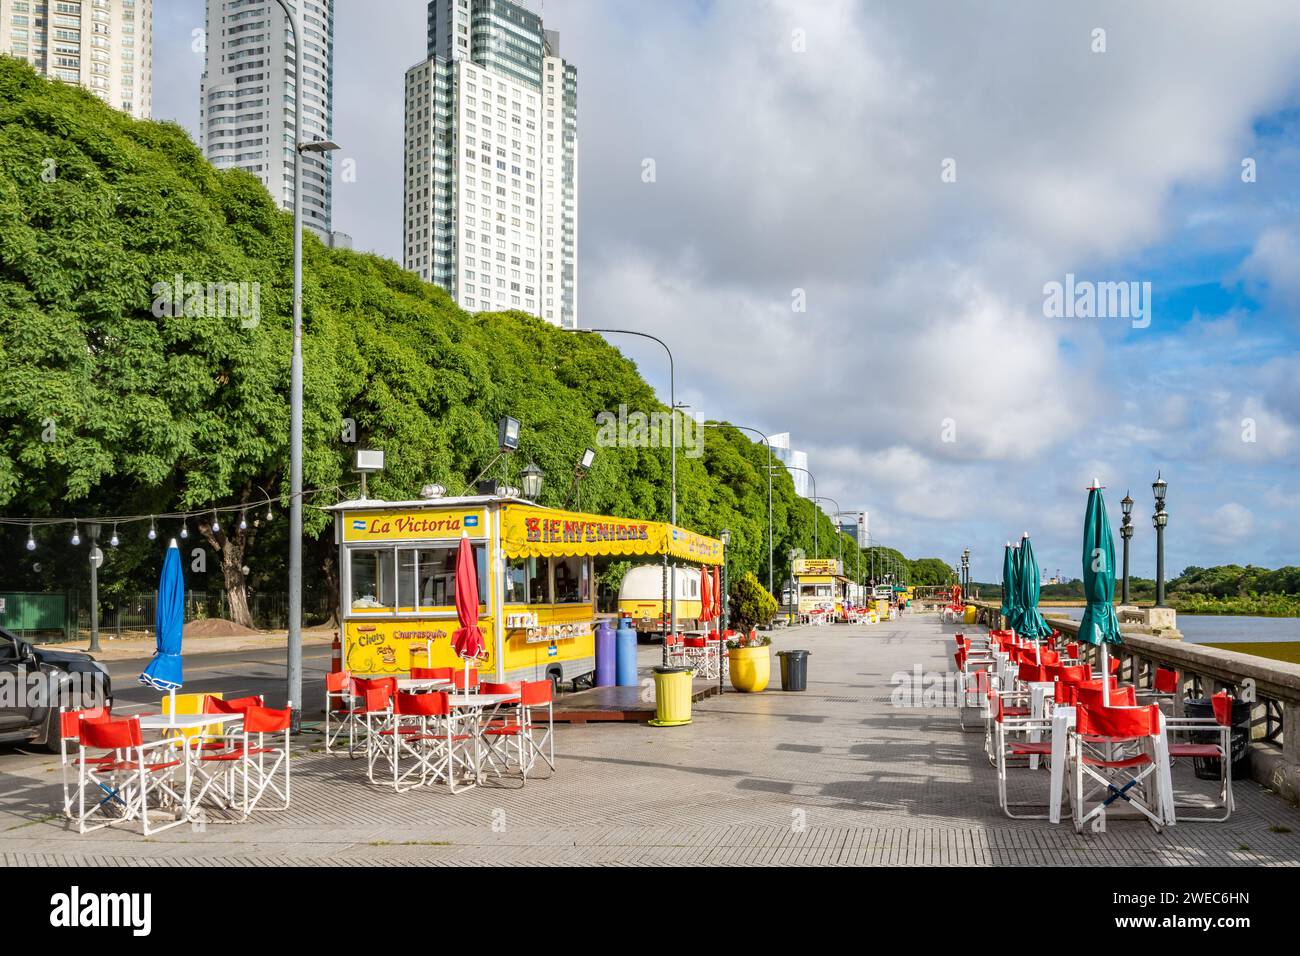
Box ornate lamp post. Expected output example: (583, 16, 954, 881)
(719, 529, 731, 697)
(1152, 472, 1168, 607)
(1120, 491, 1134, 604)
(961, 548, 970, 601)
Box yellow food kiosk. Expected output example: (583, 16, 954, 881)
(328, 494, 723, 687)
(793, 558, 852, 620)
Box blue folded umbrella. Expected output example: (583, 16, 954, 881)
(140, 541, 184, 692)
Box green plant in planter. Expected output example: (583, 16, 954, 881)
(727, 571, 777, 637)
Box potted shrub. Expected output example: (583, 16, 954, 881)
(726, 572, 777, 692)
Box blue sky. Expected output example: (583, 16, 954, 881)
(148, 1, 1300, 582)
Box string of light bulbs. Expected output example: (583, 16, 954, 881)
(2, 484, 356, 551)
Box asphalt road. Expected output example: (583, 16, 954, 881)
(103, 643, 334, 715)
(0, 644, 333, 771)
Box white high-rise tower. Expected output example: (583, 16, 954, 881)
(404, 0, 578, 327)
(199, 0, 335, 238)
(0, 0, 153, 119)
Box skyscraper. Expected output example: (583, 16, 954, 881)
(199, 0, 335, 238)
(769, 432, 810, 498)
(1, 0, 153, 119)
(404, 0, 578, 327)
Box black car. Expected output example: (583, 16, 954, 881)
(0, 627, 112, 751)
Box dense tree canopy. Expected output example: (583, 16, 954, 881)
(1, 59, 915, 621)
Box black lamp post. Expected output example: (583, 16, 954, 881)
(1152, 472, 1168, 607)
(520, 462, 544, 501)
(719, 529, 731, 697)
(1120, 491, 1134, 605)
(961, 548, 970, 601)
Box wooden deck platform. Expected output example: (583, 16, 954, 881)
(551, 679, 722, 723)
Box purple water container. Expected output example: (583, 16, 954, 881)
(595, 618, 616, 686)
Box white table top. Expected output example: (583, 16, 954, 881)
(397, 678, 454, 691)
(448, 693, 518, 708)
(139, 713, 243, 730)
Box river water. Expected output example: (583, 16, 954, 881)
(1055, 607, 1300, 662)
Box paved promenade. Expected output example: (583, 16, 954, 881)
(3, 614, 1299, 866)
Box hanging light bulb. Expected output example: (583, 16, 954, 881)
(265, 501, 273, 522)
(239, 509, 248, 531)
(180, 518, 189, 540)
(26, 523, 36, 552)
(211, 509, 220, 534)
(147, 516, 157, 541)
(109, 523, 120, 547)
(71, 521, 81, 546)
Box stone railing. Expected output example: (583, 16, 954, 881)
(971, 600, 1300, 805)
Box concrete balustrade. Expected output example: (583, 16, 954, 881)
(971, 600, 1300, 805)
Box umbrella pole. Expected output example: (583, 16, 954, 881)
(1100, 645, 1110, 706)
(169, 687, 177, 726)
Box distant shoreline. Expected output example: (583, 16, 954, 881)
(1034, 600, 1300, 619)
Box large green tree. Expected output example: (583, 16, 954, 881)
(0, 59, 914, 624)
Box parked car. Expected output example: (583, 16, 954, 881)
(0, 627, 112, 752)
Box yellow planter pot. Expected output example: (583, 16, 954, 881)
(728, 644, 771, 693)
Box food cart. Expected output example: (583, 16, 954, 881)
(792, 558, 852, 622)
(328, 494, 723, 688)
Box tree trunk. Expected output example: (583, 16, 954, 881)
(199, 485, 256, 630)
(322, 547, 340, 627)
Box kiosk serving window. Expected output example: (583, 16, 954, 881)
(552, 555, 590, 605)
(350, 548, 396, 610)
(349, 543, 486, 613)
(504, 556, 542, 605)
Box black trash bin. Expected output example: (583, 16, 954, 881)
(1183, 697, 1252, 780)
(777, 650, 810, 692)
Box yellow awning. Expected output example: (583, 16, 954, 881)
(500, 504, 723, 566)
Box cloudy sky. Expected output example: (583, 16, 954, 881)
(152, 0, 1300, 582)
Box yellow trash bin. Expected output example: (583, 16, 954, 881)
(963, 605, 977, 625)
(648, 666, 693, 727)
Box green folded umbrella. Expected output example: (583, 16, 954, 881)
(1078, 483, 1122, 648)
(999, 541, 1016, 625)
(1015, 533, 1052, 638)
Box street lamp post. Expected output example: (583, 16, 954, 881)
(961, 548, 970, 602)
(276, 0, 339, 731)
(1120, 491, 1134, 605)
(574, 328, 678, 635)
(704, 422, 774, 597)
(781, 465, 818, 556)
(719, 528, 731, 697)
(810, 496, 842, 564)
(1152, 472, 1169, 607)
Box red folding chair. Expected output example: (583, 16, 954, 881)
(992, 696, 1057, 818)
(324, 671, 364, 756)
(75, 715, 187, 836)
(1070, 704, 1169, 833)
(233, 705, 292, 816)
(1163, 690, 1235, 821)
(57, 705, 111, 818)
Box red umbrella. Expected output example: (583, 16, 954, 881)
(712, 565, 722, 623)
(451, 536, 485, 663)
(699, 565, 713, 632)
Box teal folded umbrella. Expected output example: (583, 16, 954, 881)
(1015, 532, 1052, 639)
(1078, 482, 1122, 647)
(999, 541, 1016, 626)
(1077, 481, 1122, 703)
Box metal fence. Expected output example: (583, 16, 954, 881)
(0, 591, 80, 642)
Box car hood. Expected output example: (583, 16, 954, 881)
(34, 648, 99, 667)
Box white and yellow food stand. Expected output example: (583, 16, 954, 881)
(793, 558, 853, 621)
(328, 495, 723, 686)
